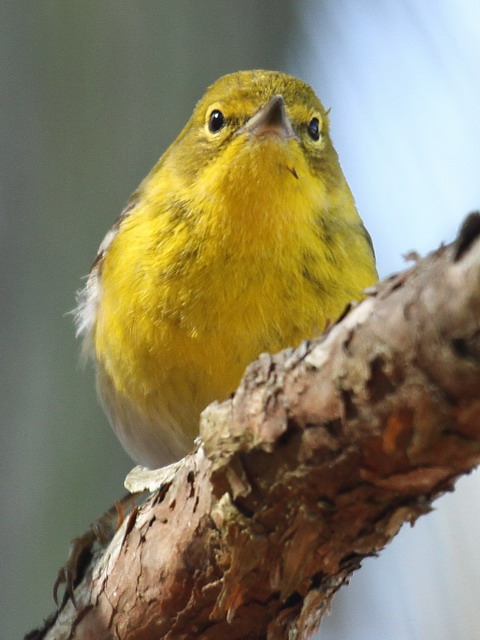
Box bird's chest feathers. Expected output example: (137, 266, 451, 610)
(169, 192, 323, 340)
(99, 169, 333, 381)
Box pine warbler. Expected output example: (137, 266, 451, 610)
(76, 70, 377, 468)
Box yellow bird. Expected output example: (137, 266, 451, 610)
(75, 70, 377, 468)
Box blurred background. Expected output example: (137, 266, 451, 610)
(2, 1, 480, 638)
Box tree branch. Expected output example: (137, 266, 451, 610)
(30, 214, 480, 640)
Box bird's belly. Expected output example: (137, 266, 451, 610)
(96, 270, 326, 467)
(96, 317, 284, 467)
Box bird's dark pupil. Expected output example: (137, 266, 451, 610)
(307, 117, 320, 141)
(209, 110, 225, 133)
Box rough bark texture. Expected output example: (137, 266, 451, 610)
(29, 215, 480, 640)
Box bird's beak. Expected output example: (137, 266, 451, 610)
(239, 94, 297, 140)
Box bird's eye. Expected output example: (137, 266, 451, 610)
(307, 117, 320, 141)
(208, 109, 225, 133)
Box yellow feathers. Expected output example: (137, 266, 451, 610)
(77, 70, 377, 467)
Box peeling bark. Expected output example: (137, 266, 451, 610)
(29, 214, 480, 640)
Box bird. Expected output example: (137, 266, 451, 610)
(75, 70, 377, 469)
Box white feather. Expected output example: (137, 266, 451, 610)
(73, 227, 118, 360)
